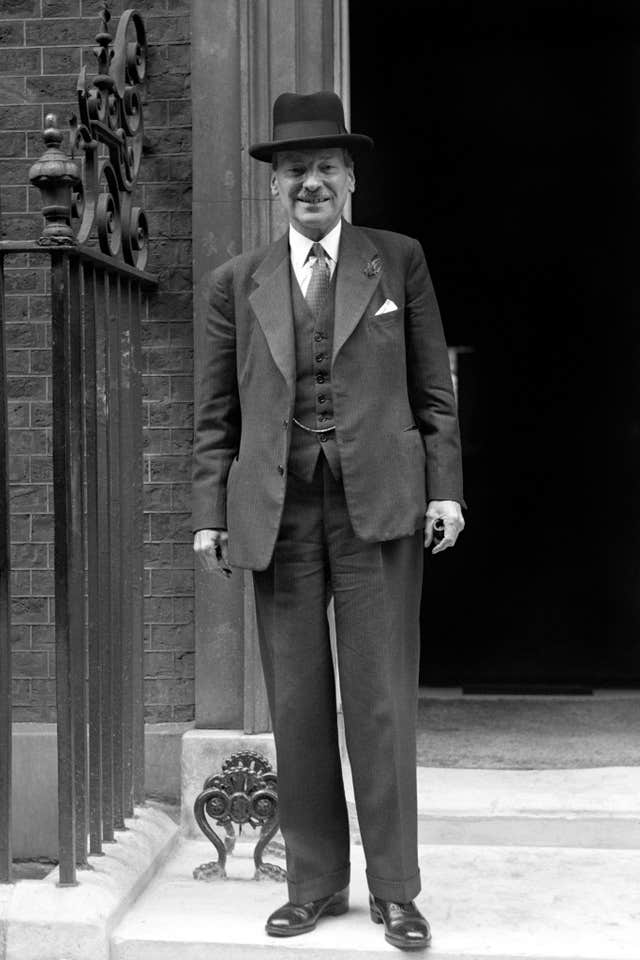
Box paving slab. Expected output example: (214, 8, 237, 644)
(111, 836, 640, 960)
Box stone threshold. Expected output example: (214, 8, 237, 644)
(410, 766, 640, 848)
(0, 802, 179, 960)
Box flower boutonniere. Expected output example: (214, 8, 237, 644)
(363, 255, 382, 278)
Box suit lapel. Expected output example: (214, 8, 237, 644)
(248, 234, 295, 391)
(333, 219, 383, 363)
(248, 222, 382, 383)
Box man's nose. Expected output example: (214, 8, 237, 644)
(302, 170, 321, 191)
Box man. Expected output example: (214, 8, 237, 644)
(193, 91, 464, 951)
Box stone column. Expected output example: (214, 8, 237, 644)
(191, 0, 349, 733)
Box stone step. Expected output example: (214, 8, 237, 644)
(181, 730, 640, 849)
(340, 715, 640, 849)
(399, 767, 640, 848)
(111, 837, 639, 960)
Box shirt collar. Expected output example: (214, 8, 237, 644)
(288, 218, 342, 270)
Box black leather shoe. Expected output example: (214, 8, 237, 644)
(265, 886, 349, 937)
(370, 895, 432, 951)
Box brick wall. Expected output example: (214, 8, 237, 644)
(1, 0, 194, 722)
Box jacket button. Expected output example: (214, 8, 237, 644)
(277, 465, 285, 476)
(316, 374, 325, 384)
(314, 333, 322, 342)
(318, 394, 326, 403)
(319, 434, 328, 443)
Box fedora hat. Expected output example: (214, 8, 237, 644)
(249, 91, 373, 163)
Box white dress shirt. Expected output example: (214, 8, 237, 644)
(288, 219, 341, 296)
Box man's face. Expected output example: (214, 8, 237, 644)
(270, 147, 355, 240)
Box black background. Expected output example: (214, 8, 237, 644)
(350, 0, 639, 687)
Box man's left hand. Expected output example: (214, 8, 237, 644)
(424, 500, 465, 554)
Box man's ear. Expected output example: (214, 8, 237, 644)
(347, 167, 356, 194)
(270, 172, 279, 197)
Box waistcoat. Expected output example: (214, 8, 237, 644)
(288, 267, 341, 482)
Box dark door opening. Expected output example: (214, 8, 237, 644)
(350, 0, 639, 687)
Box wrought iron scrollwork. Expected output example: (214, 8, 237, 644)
(29, 3, 149, 269)
(193, 751, 286, 883)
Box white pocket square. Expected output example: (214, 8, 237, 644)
(374, 299, 398, 316)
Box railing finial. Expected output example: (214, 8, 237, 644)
(29, 113, 80, 245)
(30, 9, 150, 267)
(94, 1, 113, 77)
(101, 0, 112, 28)
(43, 112, 63, 149)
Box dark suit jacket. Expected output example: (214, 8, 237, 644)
(192, 219, 464, 570)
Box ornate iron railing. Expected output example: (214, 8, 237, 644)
(0, 228, 11, 885)
(0, 6, 156, 886)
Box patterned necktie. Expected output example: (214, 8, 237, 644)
(305, 242, 330, 316)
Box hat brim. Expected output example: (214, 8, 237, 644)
(249, 132, 374, 163)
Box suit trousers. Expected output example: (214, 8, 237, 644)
(252, 457, 423, 904)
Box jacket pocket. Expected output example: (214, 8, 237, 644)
(368, 307, 400, 325)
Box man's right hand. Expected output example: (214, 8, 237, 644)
(193, 529, 231, 577)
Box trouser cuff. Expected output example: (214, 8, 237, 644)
(288, 865, 350, 905)
(366, 868, 421, 903)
